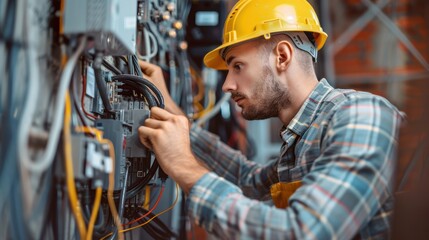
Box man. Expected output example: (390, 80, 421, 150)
(138, 0, 403, 238)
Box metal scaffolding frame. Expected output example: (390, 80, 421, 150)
(321, 0, 429, 86)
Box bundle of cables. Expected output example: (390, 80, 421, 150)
(131, 207, 179, 239)
(91, 54, 167, 203)
(83, 54, 174, 239)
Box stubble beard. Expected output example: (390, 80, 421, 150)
(241, 65, 290, 120)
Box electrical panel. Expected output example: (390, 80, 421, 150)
(64, 0, 137, 55)
(1, 0, 244, 239)
(0, 0, 193, 239)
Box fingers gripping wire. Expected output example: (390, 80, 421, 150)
(111, 74, 165, 109)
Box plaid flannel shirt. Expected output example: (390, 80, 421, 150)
(188, 79, 403, 239)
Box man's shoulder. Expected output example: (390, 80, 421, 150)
(323, 88, 398, 112)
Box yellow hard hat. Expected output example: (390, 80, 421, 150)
(203, 0, 328, 70)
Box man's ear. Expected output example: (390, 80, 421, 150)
(275, 40, 293, 71)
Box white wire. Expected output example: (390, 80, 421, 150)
(137, 28, 158, 62)
(19, 37, 87, 173)
(194, 92, 231, 127)
(16, 0, 41, 217)
(146, 29, 158, 59)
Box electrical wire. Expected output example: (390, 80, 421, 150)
(136, 27, 158, 62)
(117, 160, 159, 200)
(80, 74, 97, 120)
(102, 59, 122, 75)
(74, 125, 123, 239)
(19, 37, 86, 173)
(17, 0, 45, 215)
(94, 64, 114, 113)
(73, 125, 124, 239)
(143, 185, 151, 210)
(191, 66, 205, 112)
(111, 74, 165, 108)
(177, 51, 193, 116)
(118, 162, 131, 220)
(123, 184, 165, 226)
(71, 67, 92, 127)
(118, 80, 158, 108)
(193, 90, 216, 119)
(64, 91, 87, 239)
(195, 92, 232, 127)
(103, 137, 124, 240)
(127, 55, 135, 75)
(86, 187, 102, 240)
(134, 208, 179, 239)
(83, 201, 105, 232)
(111, 162, 131, 240)
(100, 183, 179, 240)
(132, 54, 143, 77)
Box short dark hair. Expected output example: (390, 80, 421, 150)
(256, 34, 315, 74)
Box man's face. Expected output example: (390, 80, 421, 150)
(222, 41, 291, 120)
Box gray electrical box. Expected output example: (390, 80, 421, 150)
(64, 0, 137, 55)
(95, 119, 130, 190)
(125, 109, 150, 158)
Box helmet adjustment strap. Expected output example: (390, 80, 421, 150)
(283, 32, 318, 62)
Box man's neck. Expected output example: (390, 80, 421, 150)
(278, 75, 318, 126)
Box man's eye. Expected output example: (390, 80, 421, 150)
(233, 64, 242, 71)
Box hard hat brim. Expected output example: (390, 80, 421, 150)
(203, 30, 327, 71)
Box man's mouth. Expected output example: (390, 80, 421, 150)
(231, 93, 245, 104)
(233, 96, 244, 104)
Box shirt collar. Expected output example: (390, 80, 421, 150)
(281, 79, 334, 141)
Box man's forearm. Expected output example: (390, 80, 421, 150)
(167, 155, 210, 194)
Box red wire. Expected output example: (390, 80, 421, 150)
(81, 74, 98, 120)
(123, 185, 165, 226)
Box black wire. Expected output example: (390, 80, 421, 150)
(179, 191, 187, 240)
(112, 75, 164, 108)
(135, 208, 179, 239)
(135, 215, 172, 240)
(140, 221, 168, 240)
(83, 203, 106, 230)
(133, 55, 143, 77)
(93, 66, 114, 113)
(118, 80, 158, 108)
(128, 55, 135, 75)
(93, 208, 115, 239)
(111, 74, 165, 109)
(54, 180, 66, 240)
(102, 59, 122, 75)
(122, 160, 159, 200)
(105, 157, 158, 200)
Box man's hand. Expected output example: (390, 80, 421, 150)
(138, 107, 208, 193)
(138, 60, 169, 99)
(138, 60, 183, 115)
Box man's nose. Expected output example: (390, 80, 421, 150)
(222, 71, 237, 92)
